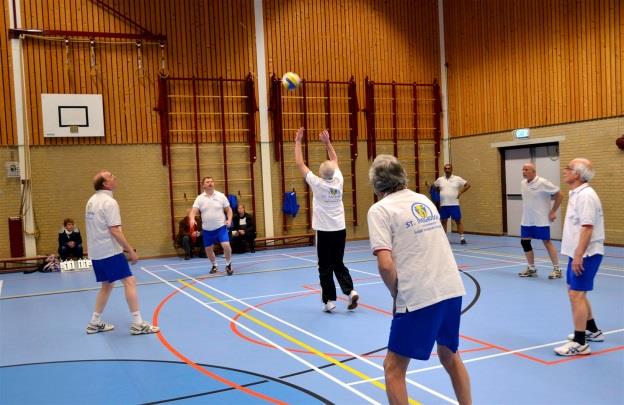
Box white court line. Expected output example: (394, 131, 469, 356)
(348, 328, 624, 386)
(164, 265, 458, 405)
(142, 266, 381, 405)
(0, 280, 3, 296)
(274, 255, 457, 403)
(280, 253, 379, 277)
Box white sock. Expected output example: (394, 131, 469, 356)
(226, 259, 232, 266)
(553, 264, 560, 270)
(460, 234, 465, 239)
(131, 311, 143, 325)
(528, 264, 536, 270)
(90, 312, 102, 324)
(211, 260, 217, 267)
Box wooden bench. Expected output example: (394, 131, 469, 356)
(254, 233, 315, 251)
(0, 255, 48, 274)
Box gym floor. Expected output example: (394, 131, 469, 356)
(1, 235, 623, 404)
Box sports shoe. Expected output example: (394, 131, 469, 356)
(554, 341, 591, 356)
(323, 301, 336, 313)
(567, 330, 604, 342)
(130, 322, 160, 335)
(347, 290, 359, 310)
(209, 265, 218, 274)
(548, 268, 562, 279)
(460, 239, 467, 245)
(86, 322, 114, 334)
(518, 267, 537, 277)
(226, 263, 233, 276)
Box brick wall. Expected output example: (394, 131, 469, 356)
(450, 117, 624, 244)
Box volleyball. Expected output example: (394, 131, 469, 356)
(281, 72, 301, 91)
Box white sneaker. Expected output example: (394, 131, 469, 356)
(323, 301, 336, 313)
(567, 330, 604, 342)
(518, 267, 537, 277)
(554, 341, 591, 356)
(548, 268, 562, 279)
(130, 322, 160, 335)
(86, 322, 114, 334)
(347, 290, 359, 310)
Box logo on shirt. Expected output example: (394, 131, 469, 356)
(410, 203, 438, 224)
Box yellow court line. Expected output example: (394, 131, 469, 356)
(179, 279, 421, 405)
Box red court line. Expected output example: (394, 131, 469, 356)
(228, 291, 385, 358)
(152, 283, 288, 405)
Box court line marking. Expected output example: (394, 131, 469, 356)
(163, 266, 453, 405)
(142, 266, 382, 405)
(348, 328, 624, 386)
(273, 255, 459, 404)
(0, 280, 3, 296)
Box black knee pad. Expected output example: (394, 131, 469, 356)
(521, 239, 532, 252)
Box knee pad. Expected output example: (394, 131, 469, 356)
(521, 239, 532, 252)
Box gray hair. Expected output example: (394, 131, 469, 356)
(369, 154, 408, 195)
(319, 160, 336, 180)
(570, 158, 595, 182)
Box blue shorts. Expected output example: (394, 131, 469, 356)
(439, 206, 461, 221)
(566, 254, 602, 291)
(92, 253, 132, 283)
(388, 296, 462, 361)
(202, 226, 230, 247)
(520, 225, 551, 240)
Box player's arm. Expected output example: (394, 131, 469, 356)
(109, 226, 138, 264)
(188, 207, 199, 228)
(572, 225, 593, 275)
(225, 206, 233, 228)
(294, 127, 310, 177)
(319, 130, 338, 164)
(549, 191, 563, 221)
(375, 250, 398, 298)
(459, 182, 471, 196)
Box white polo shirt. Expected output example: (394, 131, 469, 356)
(521, 176, 560, 226)
(193, 191, 230, 231)
(367, 189, 465, 313)
(561, 183, 605, 258)
(305, 168, 345, 231)
(434, 175, 467, 206)
(85, 190, 123, 260)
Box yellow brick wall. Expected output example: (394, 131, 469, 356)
(450, 117, 624, 245)
(0, 148, 23, 257)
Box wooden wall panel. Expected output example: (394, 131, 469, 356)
(2, 0, 257, 146)
(1, 1, 16, 145)
(444, 0, 623, 137)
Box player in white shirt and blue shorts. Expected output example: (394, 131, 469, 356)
(518, 163, 564, 279)
(367, 155, 471, 405)
(434, 164, 471, 244)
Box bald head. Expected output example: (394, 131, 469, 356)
(319, 160, 337, 180)
(522, 163, 536, 181)
(93, 170, 116, 191)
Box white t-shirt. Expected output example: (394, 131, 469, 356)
(367, 189, 465, 313)
(192, 191, 230, 231)
(305, 168, 345, 231)
(521, 176, 560, 226)
(561, 184, 605, 258)
(434, 175, 467, 206)
(85, 190, 123, 260)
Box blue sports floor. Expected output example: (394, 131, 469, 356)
(1, 235, 623, 404)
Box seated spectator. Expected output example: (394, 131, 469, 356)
(58, 218, 83, 260)
(177, 209, 205, 260)
(230, 204, 256, 253)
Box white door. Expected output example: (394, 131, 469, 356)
(503, 144, 562, 239)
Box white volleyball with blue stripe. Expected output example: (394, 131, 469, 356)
(281, 72, 302, 91)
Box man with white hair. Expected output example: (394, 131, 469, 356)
(518, 162, 564, 279)
(295, 127, 358, 313)
(367, 155, 471, 405)
(554, 158, 605, 356)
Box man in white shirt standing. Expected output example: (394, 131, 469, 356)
(367, 155, 471, 405)
(189, 176, 234, 275)
(84, 170, 159, 335)
(518, 163, 564, 279)
(434, 164, 471, 244)
(554, 158, 605, 356)
(295, 127, 359, 313)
